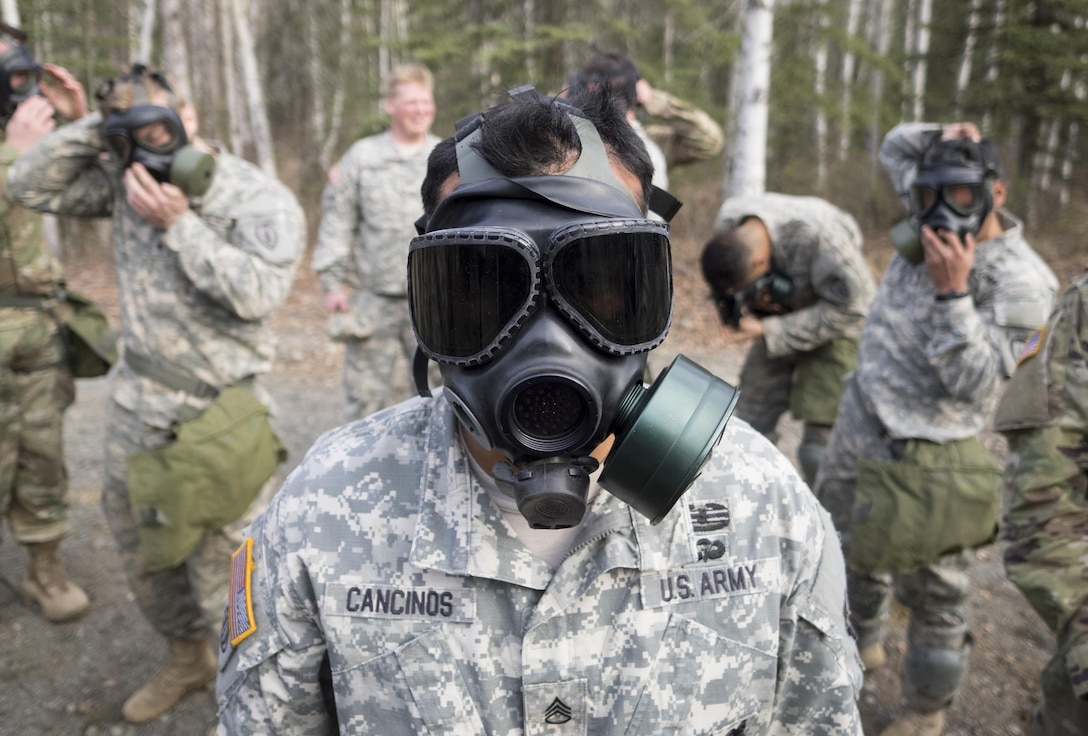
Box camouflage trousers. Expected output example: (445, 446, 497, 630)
(341, 296, 419, 423)
(737, 336, 856, 485)
(102, 399, 276, 642)
(1003, 425, 1088, 735)
(815, 377, 972, 712)
(0, 307, 75, 544)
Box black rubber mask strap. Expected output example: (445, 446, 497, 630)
(454, 112, 637, 207)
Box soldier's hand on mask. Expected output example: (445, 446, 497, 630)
(921, 225, 974, 295)
(722, 315, 764, 342)
(941, 122, 981, 142)
(40, 64, 87, 121)
(322, 290, 350, 313)
(4, 96, 55, 153)
(124, 162, 189, 230)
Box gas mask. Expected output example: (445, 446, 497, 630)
(0, 31, 42, 125)
(891, 138, 997, 265)
(100, 76, 216, 196)
(409, 104, 739, 530)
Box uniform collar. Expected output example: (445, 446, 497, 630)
(409, 396, 688, 590)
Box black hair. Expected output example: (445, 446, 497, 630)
(420, 85, 654, 218)
(700, 229, 755, 296)
(575, 51, 640, 113)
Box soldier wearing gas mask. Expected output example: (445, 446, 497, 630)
(217, 86, 862, 735)
(8, 65, 306, 724)
(814, 122, 1059, 736)
(700, 193, 875, 487)
(0, 23, 91, 624)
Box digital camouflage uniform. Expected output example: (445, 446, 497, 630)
(312, 130, 440, 422)
(815, 122, 1058, 714)
(216, 396, 863, 735)
(641, 87, 725, 171)
(995, 268, 1088, 735)
(0, 137, 74, 546)
(713, 193, 875, 485)
(8, 112, 306, 641)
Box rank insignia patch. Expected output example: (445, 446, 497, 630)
(1017, 326, 1045, 366)
(228, 537, 257, 646)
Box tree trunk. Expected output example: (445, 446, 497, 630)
(867, 0, 893, 187)
(911, 0, 932, 121)
(230, 0, 276, 174)
(137, 0, 156, 64)
(161, 0, 192, 101)
(814, 0, 829, 190)
(219, 0, 246, 155)
(837, 0, 863, 161)
(981, 0, 1006, 132)
(953, 0, 982, 117)
(729, 0, 774, 199)
(0, 0, 19, 26)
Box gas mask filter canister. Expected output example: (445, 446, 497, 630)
(102, 103, 216, 197)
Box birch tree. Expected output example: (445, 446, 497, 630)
(727, 0, 774, 199)
(229, 0, 276, 174)
(867, 0, 893, 185)
(953, 0, 983, 117)
(837, 0, 863, 161)
(813, 0, 829, 188)
(910, 0, 932, 121)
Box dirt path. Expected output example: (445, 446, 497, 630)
(0, 258, 1059, 735)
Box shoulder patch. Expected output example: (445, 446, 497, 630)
(1017, 326, 1046, 366)
(228, 537, 257, 647)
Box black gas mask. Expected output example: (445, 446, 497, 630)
(100, 68, 216, 196)
(0, 26, 42, 125)
(409, 103, 739, 530)
(712, 269, 794, 328)
(891, 137, 998, 265)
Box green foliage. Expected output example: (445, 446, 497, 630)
(9, 0, 1088, 243)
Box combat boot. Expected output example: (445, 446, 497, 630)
(860, 641, 887, 672)
(122, 638, 217, 723)
(878, 709, 946, 736)
(20, 540, 90, 622)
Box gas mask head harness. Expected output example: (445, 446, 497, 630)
(409, 89, 739, 529)
(891, 135, 1001, 265)
(0, 22, 43, 126)
(97, 64, 216, 197)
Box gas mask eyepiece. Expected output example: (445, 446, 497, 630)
(102, 103, 216, 196)
(893, 136, 998, 265)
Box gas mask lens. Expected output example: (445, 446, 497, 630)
(102, 104, 186, 162)
(409, 219, 672, 366)
(909, 181, 985, 218)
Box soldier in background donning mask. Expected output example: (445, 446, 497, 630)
(700, 193, 876, 487)
(815, 121, 1059, 736)
(0, 22, 92, 624)
(8, 64, 306, 725)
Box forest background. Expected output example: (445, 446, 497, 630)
(10, 0, 1088, 282)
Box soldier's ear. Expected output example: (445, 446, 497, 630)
(991, 178, 1007, 208)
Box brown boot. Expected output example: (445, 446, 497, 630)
(878, 709, 946, 736)
(122, 638, 217, 723)
(20, 540, 90, 622)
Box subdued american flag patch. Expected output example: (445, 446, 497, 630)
(228, 537, 257, 646)
(1017, 326, 1046, 366)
